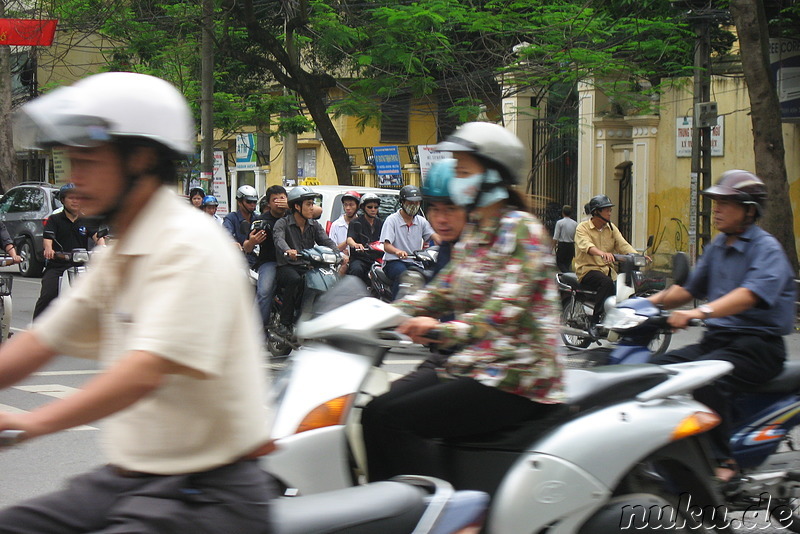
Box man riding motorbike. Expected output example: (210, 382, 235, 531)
(273, 186, 339, 338)
(574, 194, 645, 337)
(346, 192, 384, 283)
(647, 170, 796, 484)
(224, 184, 265, 269)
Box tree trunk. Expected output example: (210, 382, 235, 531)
(0, 0, 16, 193)
(730, 0, 799, 273)
(237, 0, 353, 186)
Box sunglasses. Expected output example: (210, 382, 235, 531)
(243, 199, 257, 204)
(364, 205, 379, 209)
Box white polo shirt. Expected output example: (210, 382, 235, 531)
(34, 188, 271, 475)
(380, 210, 434, 262)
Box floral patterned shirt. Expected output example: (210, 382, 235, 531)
(394, 208, 566, 403)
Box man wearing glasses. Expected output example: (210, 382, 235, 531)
(346, 193, 384, 283)
(223, 185, 265, 269)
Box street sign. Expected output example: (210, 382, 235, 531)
(0, 19, 58, 46)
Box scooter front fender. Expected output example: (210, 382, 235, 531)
(489, 396, 714, 533)
(487, 453, 610, 534)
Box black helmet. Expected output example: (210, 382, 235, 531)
(399, 185, 423, 203)
(702, 170, 767, 216)
(189, 187, 205, 199)
(587, 195, 614, 215)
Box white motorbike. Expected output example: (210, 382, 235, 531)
(54, 248, 93, 297)
(0, 255, 15, 342)
(0, 430, 489, 534)
(260, 279, 738, 533)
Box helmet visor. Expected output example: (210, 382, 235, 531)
(435, 135, 478, 153)
(14, 110, 112, 151)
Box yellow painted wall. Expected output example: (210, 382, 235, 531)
(645, 75, 800, 263)
(267, 89, 439, 186)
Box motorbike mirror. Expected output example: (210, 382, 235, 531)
(672, 252, 690, 286)
(646, 235, 654, 249)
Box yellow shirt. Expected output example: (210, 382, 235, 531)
(574, 219, 637, 282)
(34, 188, 271, 474)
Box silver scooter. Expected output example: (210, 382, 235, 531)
(260, 278, 737, 533)
(0, 430, 489, 534)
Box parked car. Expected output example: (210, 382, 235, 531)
(0, 182, 62, 277)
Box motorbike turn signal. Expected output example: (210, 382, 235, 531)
(296, 394, 355, 434)
(670, 411, 721, 441)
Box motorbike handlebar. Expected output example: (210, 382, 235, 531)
(0, 254, 16, 267)
(0, 429, 25, 448)
(52, 249, 91, 264)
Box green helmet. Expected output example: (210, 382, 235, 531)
(422, 159, 456, 203)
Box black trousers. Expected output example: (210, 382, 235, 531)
(276, 264, 305, 326)
(555, 242, 575, 273)
(0, 460, 275, 534)
(651, 329, 785, 461)
(32, 263, 70, 320)
(362, 374, 556, 483)
(579, 269, 615, 324)
(347, 258, 372, 283)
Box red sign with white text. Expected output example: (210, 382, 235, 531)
(0, 19, 57, 46)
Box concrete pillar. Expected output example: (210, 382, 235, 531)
(626, 116, 660, 250)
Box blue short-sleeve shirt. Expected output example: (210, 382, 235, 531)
(684, 224, 796, 335)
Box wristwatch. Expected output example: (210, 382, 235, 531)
(697, 305, 714, 319)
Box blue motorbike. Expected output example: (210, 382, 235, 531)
(585, 253, 800, 529)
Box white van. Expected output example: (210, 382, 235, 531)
(283, 185, 401, 233)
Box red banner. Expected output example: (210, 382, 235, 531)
(0, 19, 57, 46)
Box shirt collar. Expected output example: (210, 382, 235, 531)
(727, 224, 759, 253)
(114, 187, 177, 256)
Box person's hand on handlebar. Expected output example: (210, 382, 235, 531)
(285, 249, 298, 260)
(43, 247, 55, 260)
(667, 309, 703, 330)
(396, 316, 442, 345)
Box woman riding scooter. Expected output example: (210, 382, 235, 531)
(362, 122, 565, 483)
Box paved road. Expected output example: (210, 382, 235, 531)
(1, 268, 800, 533)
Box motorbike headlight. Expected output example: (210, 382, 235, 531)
(602, 306, 647, 330)
(307, 251, 323, 262)
(73, 251, 90, 263)
(322, 253, 337, 264)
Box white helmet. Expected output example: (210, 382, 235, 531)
(13, 72, 195, 156)
(436, 122, 525, 184)
(236, 185, 258, 202)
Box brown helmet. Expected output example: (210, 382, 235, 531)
(702, 170, 767, 217)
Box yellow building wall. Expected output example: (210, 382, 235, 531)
(646, 75, 800, 263)
(266, 90, 439, 187)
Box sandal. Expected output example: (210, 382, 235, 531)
(714, 458, 739, 484)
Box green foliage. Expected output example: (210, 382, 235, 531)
(51, 0, 699, 143)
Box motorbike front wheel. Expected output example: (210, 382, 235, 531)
(266, 304, 293, 359)
(561, 298, 593, 349)
(647, 329, 672, 356)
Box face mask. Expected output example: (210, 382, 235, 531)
(448, 169, 509, 207)
(402, 201, 420, 217)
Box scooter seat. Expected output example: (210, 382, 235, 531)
(739, 360, 800, 394)
(565, 364, 671, 406)
(557, 272, 580, 290)
(272, 481, 427, 534)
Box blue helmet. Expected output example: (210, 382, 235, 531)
(59, 183, 76, 200)
(202, 195, 219, 207)
(422, 159, 456, 203)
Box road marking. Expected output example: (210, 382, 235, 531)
(32, 370, 101, 377)
(11, 385, 97, 430)
(15, 384, 82, 399)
